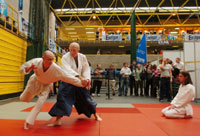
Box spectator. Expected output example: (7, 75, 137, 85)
(135, 64, 144, 96)
(151, 64, 160, 98)
(129, 60, 136, 96)
(119, 62, 131, 96)
(174, 57, 184, 71)
(106, 64, 116, 96)
(92, 64, 104, 96)
(159, 58, 172, 102)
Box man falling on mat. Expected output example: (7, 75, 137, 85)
(49, 42, 102, 126)
(20, 50, 86, 129)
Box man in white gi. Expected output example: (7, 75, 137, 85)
(49, 42, 102, 126)
(20, 50, 85, 129)
(162, 71, 195, 118)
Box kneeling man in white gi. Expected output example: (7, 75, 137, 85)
(20, 50, 86, 129)
(162, 71, 195, 118)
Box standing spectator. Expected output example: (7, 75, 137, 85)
(119, 62, 131, 96)
(92, 64, 104, 96)
(162, 71, 195, 118)
(88, 61, 94, 75)
(135, 64, 144, 96)
(174, 57, 184, 71)
(172, 68, 180, 98)
(129, 60, 136, 96)
(159, 58, 173, 102)
(145, 64, 153, 97)
(157, 59, 163, 99)
(106, 64, 116, 96)
(152, 64, 160, 98)
(97, 48, 101, 55)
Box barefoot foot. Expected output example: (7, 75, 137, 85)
(94, 114, 102, 121)
(24, 122, 30, 130)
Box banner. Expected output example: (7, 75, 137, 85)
(18, 14, 29, 36)
(185, 34, 200, 41)
(102, 34, 122, 41)
(136, 34, 147, 64)
(146, 34, 161, 41)
(18, 0, 23, 11)
(49, 39, 57, 53)
(0, 0, 8, 16)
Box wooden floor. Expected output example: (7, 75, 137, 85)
(0, 103, 200, 136)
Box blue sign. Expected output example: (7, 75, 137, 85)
(136, 34, 147, 65)
(0, 0, 8, 17)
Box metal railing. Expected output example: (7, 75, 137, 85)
(0, 3, 26, 38)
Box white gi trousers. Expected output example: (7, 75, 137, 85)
(25, 91, 49, 125)
(162, 106, 191, 118)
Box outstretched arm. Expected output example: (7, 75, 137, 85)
(20, 58, 39, 75)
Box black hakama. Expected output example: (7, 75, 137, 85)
(49, 82, 97, 118)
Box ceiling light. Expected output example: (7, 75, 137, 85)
(55, 7, 199, 12)
(70, 35, 78, 37)
(65, 28, 75, 30)
(87, 35, 95, 37)
(88, 38, 95, 41)
(175, 28, 179, 30)
(86, 32, 95, 34)
(92, 15, 96, 20)
(170, 31, 178, 34)
(68, 32, 77, 34)
(85, 28, 94, 30)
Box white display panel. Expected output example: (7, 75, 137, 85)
(163, 50, 183, 63)
(184, 42, 194, 62)
(184, 41, 200, 99)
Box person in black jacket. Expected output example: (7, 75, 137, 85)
(129, 60, 136, 96)
(106, 64, 116, 96)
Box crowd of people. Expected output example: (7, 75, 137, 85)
(90, 57, 185, 102)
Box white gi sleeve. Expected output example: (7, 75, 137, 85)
(171, 84, 195, 108)
(19, 58, 41, 75)
(81, 55, 91, 80)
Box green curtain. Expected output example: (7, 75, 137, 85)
(130, 10, 137, 64)
(25, 0, 50, 85)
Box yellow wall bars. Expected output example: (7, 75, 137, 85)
(0, 28, 27, 95)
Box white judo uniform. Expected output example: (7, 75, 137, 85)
(162, 84, 195, 118)
(20, 58, 83, 125)
(61, 52, 90, 80)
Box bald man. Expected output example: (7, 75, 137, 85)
(49, 42, 101, 126)
(19, 50, 84, 129)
